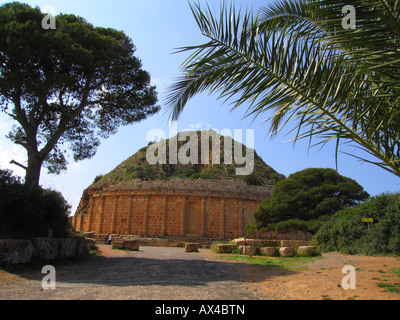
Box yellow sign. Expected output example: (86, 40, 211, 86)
(362, 218, 374, 223)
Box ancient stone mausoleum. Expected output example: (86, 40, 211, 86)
(72, 179, 272, 239)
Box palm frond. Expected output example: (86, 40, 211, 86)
(166, 0, 400, 177)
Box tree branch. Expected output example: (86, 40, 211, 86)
(10, 160, 27, 170)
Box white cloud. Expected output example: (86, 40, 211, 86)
(151, 78, 162, 86)
(189, 121, 212, 130)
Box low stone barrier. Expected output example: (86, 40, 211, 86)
(280, 240, 310, 247)
(233, 238, 281, 247)
(112, 240, 140, 251)
(297, 246, 319, 257)
(0, 236, 88, 266)
(185, 243, 200, 252)
(216, 244, 237, 253)
(123, 240, 140, 251)
(239, 246, 258, 255)
(279, 247, 295, 257)
(86, 238, 97, 251)
(0, 240, 38, 265)
(260, 247, 279, 257)
(32, 238, 59, 261)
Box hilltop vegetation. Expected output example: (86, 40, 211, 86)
(92, 131, 285, 187)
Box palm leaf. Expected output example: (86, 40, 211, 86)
(166, 0, 400, 177)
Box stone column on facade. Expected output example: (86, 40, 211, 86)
(181, 196, 188, 237)
(240, 199, 245, 237)
(97, 196, 106, 234)
(162, 195, 168, 236)
(126, 195, 134, 235)
(143, 195, 150, 236)
(111, 195, 119, 234)
(79, 214, 84, 232)
(221, 197, 226, 239)
(87, 198, 94, 232)
(201, 196, 207, 238)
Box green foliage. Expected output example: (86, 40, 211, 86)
(314, 193, 400, 255)
(253, 168, 369, 233)
(93, 130, 285, 187)
(0, 168, 72, 239)
(125, 165, 159, 181)
(0, 2, 160, 184)
(274, 217, 329, 234)
(166, 0, 400, 178)
(243, 222, 259, 238)
(92, 174, 104, 184)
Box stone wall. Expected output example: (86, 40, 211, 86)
(0, 236, 88, 266)
(72, 179, 272, 239)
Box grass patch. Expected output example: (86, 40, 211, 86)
(377, 282, 400, 293)
(391, 268, 400, 275)
(216, 254, 321, 271)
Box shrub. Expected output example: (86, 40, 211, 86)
(0, 168, 72, 239)
(314, 193, 400, 255)
(253, 168, 369, 234)
(275, 219, 309, 233)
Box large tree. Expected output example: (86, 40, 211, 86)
(166, 0, 400, 178)
(252, 168, 369, 230)
(0, 2, 160, 185)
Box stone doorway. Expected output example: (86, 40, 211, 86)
(186, 201, 202, 237)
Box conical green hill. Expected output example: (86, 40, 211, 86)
(92, 130, 285, 187)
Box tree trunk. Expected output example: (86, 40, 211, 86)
(25, 152, 45, 186)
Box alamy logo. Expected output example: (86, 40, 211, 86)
(341, 265, 356, 290)
(146, 122, 255, 176)
(42, 265, 56, 290)
(342, 5, 356, 29)
(41, 5, 56, 30)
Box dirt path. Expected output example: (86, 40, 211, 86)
(246, 252, 400, 300)
(1, 246, 399, 300)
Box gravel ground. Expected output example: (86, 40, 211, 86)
(0, 245, 267, 300)
(2, 245, 399, 301)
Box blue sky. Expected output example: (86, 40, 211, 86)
(0, 0, 399, 214)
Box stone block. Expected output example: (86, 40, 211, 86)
(280, 240, 310, 247)
(259, 240, 280, 247)
(245, 239, 256, 246)
(216, 244, 237, 253)
(260, 247, 279, 257)
(279, 247, 295, 257)
(233, 238, 247, 246)
(0, 240, 38, 265)
(112, 240, 124, 249)
(123, 240, 139, 251)
(74, 236, 88, 256)
(185, 243, 199, 253)
(32, 238, 59, 261)
(86, 238, 97, 251)
(297, 246, 319, 257)
(239, 246, 258, 255)
(57, 238, 77, 259)
(83, 232, 95, 239)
